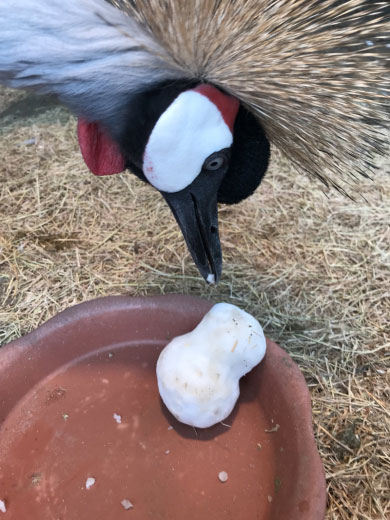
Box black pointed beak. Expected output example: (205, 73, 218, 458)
(162, 172, 223, 284)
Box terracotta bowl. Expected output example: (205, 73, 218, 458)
(0, 295, 326, 519)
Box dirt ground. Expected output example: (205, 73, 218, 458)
(0, 87, 389, 519)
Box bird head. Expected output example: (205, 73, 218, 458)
(77, 82, 270, 284)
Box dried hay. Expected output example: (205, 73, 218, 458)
(0, 87, 389, 519)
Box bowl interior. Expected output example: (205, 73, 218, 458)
(0, 295, 326, 519)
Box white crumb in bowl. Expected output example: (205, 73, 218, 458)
(121, 499, 134, 510)
(85, 477, 95, 490)
(167, 425, 173, 431)
(206, 273, 216, 284)
(113, 413, 122, 424)
(0, 499, 6, 513)
(165, 450, 170, 455)
(218, 471, 228, 482)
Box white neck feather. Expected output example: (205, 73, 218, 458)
(0, 0, 186, 125)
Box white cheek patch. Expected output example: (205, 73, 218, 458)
(143, 91, 233, 193)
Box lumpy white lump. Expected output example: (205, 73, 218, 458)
(156, 303, 266, 428)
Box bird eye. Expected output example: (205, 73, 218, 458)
(204, 154, 226, 171)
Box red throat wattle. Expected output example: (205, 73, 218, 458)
(77, 119, 125, 176)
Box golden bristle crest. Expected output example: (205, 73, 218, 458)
(113, 1, 389, 195)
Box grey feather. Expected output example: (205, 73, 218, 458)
(0, 0, 188, 126)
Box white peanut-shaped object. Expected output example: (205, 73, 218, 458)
(156, 303, 266, 428)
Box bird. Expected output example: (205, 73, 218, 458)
(0, 0, 388, 283)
